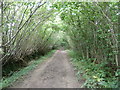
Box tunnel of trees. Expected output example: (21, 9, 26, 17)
(0, 0, 119, 88)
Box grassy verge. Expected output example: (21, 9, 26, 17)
(67, 50, 85, 88)
(0, 50, 56, 89)
(68, 50, 119, 88)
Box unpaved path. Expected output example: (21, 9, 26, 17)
(12, 50, 81, 88)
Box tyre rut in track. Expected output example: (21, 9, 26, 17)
(11, 50, 81, 88)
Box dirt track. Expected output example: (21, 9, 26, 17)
(11, 50, 81, 88)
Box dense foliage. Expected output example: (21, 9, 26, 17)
(0, 1, 58, 76)
(52, 2, 119, 88)
(0, 1, 119, 88)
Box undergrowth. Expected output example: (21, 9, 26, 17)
(68, 50, 119, 88)
(0, 50, 56, 89)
